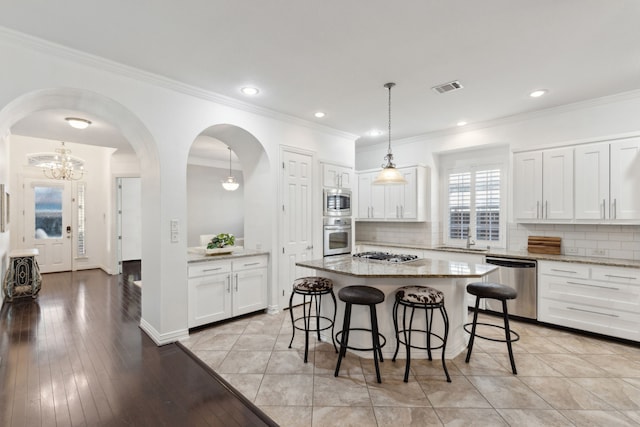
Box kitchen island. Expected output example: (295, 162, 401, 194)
(296, 254, 497, 359)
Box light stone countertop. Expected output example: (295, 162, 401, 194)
(187, 247, 269, 264)
(356, 241, 640, 269)
(296, 254, 497, 278)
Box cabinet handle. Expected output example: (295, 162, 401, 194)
(243, 262, 261, 267)
(536, 201, 540, 219)
(604, 274, 637, 281)
(203, 267, 223, 272)
(566, 306, 619, 318)
(550, 268, 578, 274)
(613, 198, 617, 219)
(602, 199, 606, 220)
(396, 205, 399, 218)
(566, 281, 620, 291)
(235, 274, 238, 292)
(545, 200, 548, 219)
(226, 275, 231, 293)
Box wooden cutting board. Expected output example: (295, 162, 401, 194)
(527, 236, 561, 254)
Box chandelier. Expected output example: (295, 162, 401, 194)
(28, 142, 85, 181)
(221, 147, 240, 191)
(372, 82, 407, 185)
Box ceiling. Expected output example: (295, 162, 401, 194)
(4, 0, 640, 158)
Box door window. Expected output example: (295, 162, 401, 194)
(34, 186, 63, 239)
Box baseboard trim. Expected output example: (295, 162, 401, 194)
(139, 318, 189, 346)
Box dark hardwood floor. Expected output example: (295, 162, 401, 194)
(0, 268, 276, 427)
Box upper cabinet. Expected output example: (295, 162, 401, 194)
(357, 166, 428, 222)
(513, 147, 573, 221)
(609, 138, 640, 220)
(515, 137, 640, 224)
(322, 162, 353, 189)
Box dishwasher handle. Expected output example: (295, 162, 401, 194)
(485, 257, 537, 269)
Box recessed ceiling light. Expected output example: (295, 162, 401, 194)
(457, 121, 467, 127)
(529, 89, 548, 98)
(240, 86, 259, 96)
(65, 117, 92, 129)
(368, 129, 383, 137)
(314, 112, 326, 118)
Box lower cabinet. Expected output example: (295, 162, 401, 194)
(188, 255, 268, 328)
(538, 260, 640, 341)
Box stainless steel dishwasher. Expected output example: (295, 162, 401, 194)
(484, 256, 537, 320)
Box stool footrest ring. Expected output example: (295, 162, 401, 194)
(292, 315, 334, 333)
(335, 328, 386, 352)
(463, 322, 520, 344)
(396, 328, 446, 351)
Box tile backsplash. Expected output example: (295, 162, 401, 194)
(355, 221, 640, 261)
(508, 223, 640, 261)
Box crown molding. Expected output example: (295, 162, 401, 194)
(0, 26, 358, 141)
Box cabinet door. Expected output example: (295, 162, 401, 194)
(542, 147, 574, 220)
(233, 268, 268, 316)
(384, 168, 417, 219)
(339, 169, 352, 189)
(357, 173, 373, 218)
(574, 143, 609, 220)
(610, 138, 640, 220)
(513, 151, 543, 220)
(323, 163, 352, 188)
(188, 273, 232, 327)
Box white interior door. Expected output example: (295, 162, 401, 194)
(24, 180, 72, 273)
(279, 148, 315, 309)
(118, 177, 142, 261)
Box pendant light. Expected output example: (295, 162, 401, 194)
(221, 147, 240, 191)
(373, 82, 407, 185)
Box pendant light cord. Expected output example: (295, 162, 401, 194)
(387, 83, 392, 155)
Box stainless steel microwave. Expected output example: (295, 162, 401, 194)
(323, 188, 351, 217)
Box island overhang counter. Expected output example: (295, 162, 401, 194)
(296, 255, 498, 359)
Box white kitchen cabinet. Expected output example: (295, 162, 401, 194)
(188, 255, 268, 328)
(610, 138, 640, 220)
(513, 147, 573, 221)
(538, 260, 640, 341)
(357, 172, 385, 219)
(322, 162, 353, 189)
(574, 142, 609, 220)
(232, 256, 269, 316)
(357, 166, 427, 221)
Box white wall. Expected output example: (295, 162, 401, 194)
(0, 133, 9, 303)
(187, 164, 244, 247)
(0, 29, 355, 342)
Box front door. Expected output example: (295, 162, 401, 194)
(279, 148, 315, 309)
(24, 180, 73, 273)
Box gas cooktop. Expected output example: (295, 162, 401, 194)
(352, 251, 420, 263)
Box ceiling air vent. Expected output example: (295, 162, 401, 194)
(432, 80, 463, 94)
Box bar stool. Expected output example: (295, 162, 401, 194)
(334, 285, 386, 383)
(288, 276, 338, 363)
(464, 282, 520, 374)
(392, 285, 451, 383)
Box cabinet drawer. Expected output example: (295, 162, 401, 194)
(188, 261, 231, 278)
(539, 299, 640, 342)
(539, 275, 640, 312)
(232, 256, 268, 271)
(591, 266, 640, 285)
(539, 261, 589, 279)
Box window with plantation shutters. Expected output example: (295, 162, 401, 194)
(446, 165, 504, 248)
(448, 172, 471, 239)
(475, 169, 500, 241)
(77, 183, 86, 257)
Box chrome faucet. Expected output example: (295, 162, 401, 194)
(466, 235, 476, 249)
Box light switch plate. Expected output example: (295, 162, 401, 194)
(170, 219, 179, 232)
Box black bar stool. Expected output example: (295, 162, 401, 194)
(464, 282, 520, 374)
(334, 285, 386, 383)
(288, 276, 337, 363)
(392, 285, 451, 383)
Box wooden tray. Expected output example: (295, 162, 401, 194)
(527, 236, 561, 254)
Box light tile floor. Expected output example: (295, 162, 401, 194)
(180, 308, 640, 426)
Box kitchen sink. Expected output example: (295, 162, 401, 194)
(436, 245, 488, 252)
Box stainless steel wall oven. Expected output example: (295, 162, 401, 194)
(323, 217, 352, 256)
